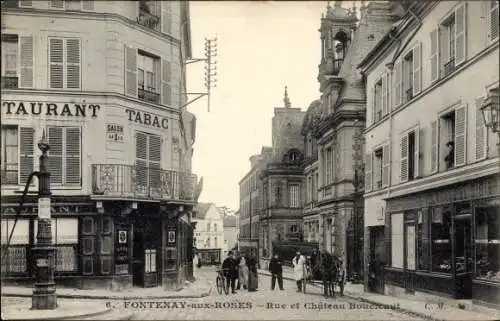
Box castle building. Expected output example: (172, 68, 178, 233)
(1, 0, 199, 290)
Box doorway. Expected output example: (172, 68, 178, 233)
(368, 226, 385, 294)
(132, 218, 161, 287)
(404, 223, 416, 293)
(453, 215, 473, 299)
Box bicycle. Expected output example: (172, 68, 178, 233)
(216, 268, 230, 295)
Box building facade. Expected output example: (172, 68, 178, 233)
(301, 1, 395, 280)
(192, 203, 226, 253)
(1, 0, 199, 290)
(238, 147, 271, 262)
(260, 88, 305, 266)
(359, 0, 499, 306)
(222, 215, 239, 254)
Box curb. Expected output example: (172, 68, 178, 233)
(1, 305, 111, 321)
(258, 271, 436, 321)
(1, 290, 211, 300)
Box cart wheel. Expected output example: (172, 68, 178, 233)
(216, 276, 223, 294)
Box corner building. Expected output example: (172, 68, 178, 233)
(1, 0, 199, 290)
(359, 0, 499, 306)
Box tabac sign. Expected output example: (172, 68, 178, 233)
(3, 101, 101, 117)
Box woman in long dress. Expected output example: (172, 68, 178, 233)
(238, 255, 249, 290)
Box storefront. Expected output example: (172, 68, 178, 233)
(384, 175, 500, 306)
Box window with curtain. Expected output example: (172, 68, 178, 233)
(431, 207, 452, 273)
(1, 219, 29, 273)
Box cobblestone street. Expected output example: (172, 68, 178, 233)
(128, 267, 423, 320)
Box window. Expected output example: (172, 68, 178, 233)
(430, 207, 452, 273)
(1, 219, 29, 273)
(137, 51, 160, 104)
(288, 183, 300, 208)
(47, 126, 81, 185)
(402, 51, 414, 103)
(207, 222, 210, 231)
(290, 224, 298, 233)
(437, 105, 466, 171)
(307, 175, 312, 203)
(214, 223, 217, 232)
(206, 237, 211, 248)
(1, 34, 33, 89)
(313, 172, 318, 201)
(48, 0, 94, 11)
(391, 213, 404, 269)
(416, 209, 431, 271)
(441, 15, 456, 76)
(1, 126, 35, 185)
(135, 131, 161, 194)
(326, 147, 332, 184)
(372, 76, 386, 123)
(475, 206, 500, 282)
(49, 38, 81, 89)
(400, 129, 419, 183)
(214, 237, 218, 248)
(489, 0, 499, 42)
(438, 3, 466, 77)
(373, 148, 383, 189)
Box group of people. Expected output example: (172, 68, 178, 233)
(221, 251, 258, 294)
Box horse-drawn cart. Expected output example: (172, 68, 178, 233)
(301, 254, 345, 297)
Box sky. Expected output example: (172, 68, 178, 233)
(186, 1, 356, 211)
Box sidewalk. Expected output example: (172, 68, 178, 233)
(258, 269, 500, 321)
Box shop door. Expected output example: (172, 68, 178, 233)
(132, 220, 159, 287)
(453, 215, 473, 299)
(368, 226, 385, 294)
(404, 223, 416, 293)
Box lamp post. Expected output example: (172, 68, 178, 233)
(481, 88, 500, 150)
(32, 130, 57, 310)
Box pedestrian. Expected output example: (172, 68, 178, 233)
(238, 253, 249, 290)
(337, 260, 346, 296)
(269, 253, 284, 290)
(221, 251, 238, 294)
(247, 250, 259, 291)
(292, 251, 306, 292)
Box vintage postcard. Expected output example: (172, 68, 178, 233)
(1, 0, 500, 320)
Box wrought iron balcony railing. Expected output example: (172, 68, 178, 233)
(1, 76, 18, 89)
(91, 164, 196, 202)
(138, 88, 160, 104)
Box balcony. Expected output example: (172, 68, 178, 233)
(138, 88, 160, 104)
(137, 2, 160, 30)
(91, 164, 197, 202)
(1, 76, 18, 89)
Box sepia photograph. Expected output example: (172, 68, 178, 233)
(0, 0, 499, 320)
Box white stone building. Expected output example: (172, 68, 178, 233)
(192, 203, 226, 252)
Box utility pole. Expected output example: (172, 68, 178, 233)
(183, 36, 218, 112)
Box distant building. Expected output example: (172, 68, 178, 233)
(192, 203, 226, 253)
(223, 214, 239, 254)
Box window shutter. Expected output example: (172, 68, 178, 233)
(412, 42, 422, 96)
(382, 143, 390, 188)
(82, 0, 94, 11)
(400, 134, 409, 183)
(65, 127, 81, 184)
(124, 45, 137, 97)
(382, 74, 388, 116)
(489, 1, 499, 42)
(19, 36, 34, 88)
(439, 26, 449, 74)
(161, 1, 172, 35)
(47, 127, 63, 184)
(364, 153, 372, 192)
(50, 0, 64, 8)
(475, 97, 487, 160)
(454, 2, 467, 65)
(430, 28, 439, 82)
(393, 61, 401, 109)
(430, 120, 438, 173)
(135, 132, 148, 189)
(454, 105, 467, 167)
(414, 127, 420, 178)
(155, 59, 161, 95)
(19, 127, 34, 184)
(66, 39, 81, 89)
(148, 134, 161, 165)
(162, 59, 172, 106)
(49, 38, 64, 89)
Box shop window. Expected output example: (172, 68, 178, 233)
(430, 207, 452, 273)
(391, 213, 404, 269)
(416, 209, 431, 271)
(1, 219, 29, 273)
(145, 249, 157, 273)
(475, 206, 500, 282)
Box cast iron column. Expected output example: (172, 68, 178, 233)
(32, 130, 57, 310)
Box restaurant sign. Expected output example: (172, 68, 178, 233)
(1, 204, 92, 215)
(3, 101, 101, 117)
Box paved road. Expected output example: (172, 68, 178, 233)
(129, 267, 424, 320)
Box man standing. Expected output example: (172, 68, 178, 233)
(292, 251, 306, 292)
(269, 253, 284, 290)
(337, 260, 346, 296)
(222, 251, 238, 294)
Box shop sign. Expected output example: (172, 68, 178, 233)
(1, 205, 88, 215)
(107, 123, 124, 143)
(3, 101, 101, 117)
(126, 109, 168, 129)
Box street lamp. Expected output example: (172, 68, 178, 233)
(481, 87, 500, 140)
(32, 130, 57, 310)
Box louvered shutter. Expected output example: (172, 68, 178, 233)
(430, 28, 439, 82)
(82, 0, 94, 11)
(161, 1, 172, 35)
(430, 120, 438, 173)
(66, 39, 81, 89)
(439, 25, 449, 74)
(48, 127, 63, 184)
(370, 87, 375, 124)
(381, 74, 388, 116)
(19, 36, 34, 88)
(400, 134, 409, 183)
(162, 59, 172, 106)
(19, 127, 34, 184)
(49, 38, 64, 89)
(50, 0, 64, 8)
(364, 154, 372, 192)
(65, 127, 81, 184)
(135, 132, 148, 191)
(412, 42, 422, 96)
(489, 1, 499, 42)
(454, 105, 467, 167)
(148, 134, 161, 190)
(414, 127, 420, 178)
(475, 97, 487, 160)
(454, 2, 467, 65)
(155, 59, 161, 96)
(382, 144, 390, 188)
(124, 45, 137, 97)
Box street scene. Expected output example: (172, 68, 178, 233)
(1, 0, 500, 320)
